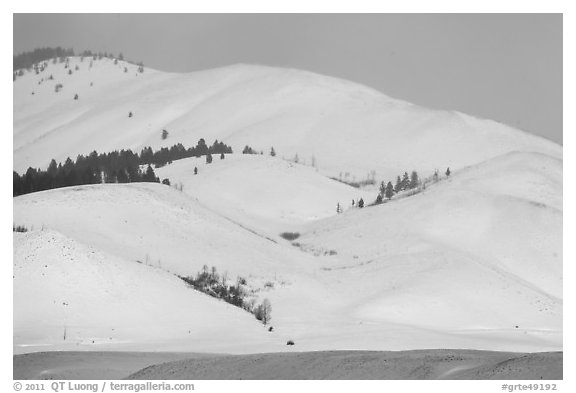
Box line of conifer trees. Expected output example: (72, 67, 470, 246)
(13, 139, 233, 197)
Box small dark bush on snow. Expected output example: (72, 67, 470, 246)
(280, 232, 300, 241)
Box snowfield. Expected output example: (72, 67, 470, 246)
(13, 58, 562, 356)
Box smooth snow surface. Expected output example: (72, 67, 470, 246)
(13, 58, 562, 355)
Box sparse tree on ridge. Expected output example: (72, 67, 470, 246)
(402, 172, 409, 190)
(385, 181, 394, 200)
(410, 171, 419, 189)
(394, 176, 403, 193)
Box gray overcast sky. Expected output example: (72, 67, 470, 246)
(13, 13, 562, 144)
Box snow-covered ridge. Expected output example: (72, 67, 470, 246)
(13, 57, 561, 179)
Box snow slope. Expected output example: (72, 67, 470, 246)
(13, 230, 279, 354)
(13, 151, 562, 353)
(155, 154, 374, 235)
(296, 151, 561, 342)
(13, 57, 561, 180)
(13, 56, 562, 355)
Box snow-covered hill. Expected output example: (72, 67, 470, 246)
(155, 154, 375, 235)
(13, 57, 561, 180)
(13, 230, 279, 354)
(297, 151, 562, 341)
(13, 151, 562, 353)
(13, 56, 562, 355)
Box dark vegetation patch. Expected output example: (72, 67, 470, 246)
(179, 265, 272, 325)
(13, 224, 28, 233)
(13, 139, 232, 197)
(280, 232, 300, 241)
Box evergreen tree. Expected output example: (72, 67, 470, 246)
(116, 169, 129, 183)
(194, 167, 198, 175)
(206, 153, 213, 164)
(375, 194, 383, 204)
(336, 202, 342, 214)
(445, 167, 451, 177)
(409, 171, 419, 189)
(220, 153, 225, 160)
(161, 129, 169, 140)
(47, 159, 58, 177)
(128, 111, 133, 118)
(270, 147, 276, 157)
(358, 198, 364, 208)
(402, 172, 409, 190)
(144, 164, 156, 182)
(196, 138, 208, 156)
(13, 171, 23, 196)
(385, 181, 394, 199)
(394, 176, 403, 193)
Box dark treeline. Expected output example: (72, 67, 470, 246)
(141, 138, 232, 168)
(14, 47, 74, 71)
(13, 47, 126, 72)
(13, 139, 233, 197)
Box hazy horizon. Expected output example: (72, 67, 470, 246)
(13, 13, 563, 144)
